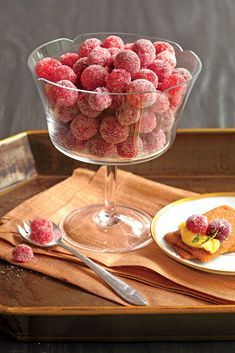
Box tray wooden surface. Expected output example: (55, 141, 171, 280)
(0, 129, 235, 342)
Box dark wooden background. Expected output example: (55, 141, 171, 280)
(1, 0, 235, 351)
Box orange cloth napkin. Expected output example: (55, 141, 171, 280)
(1, 166, 235, 306)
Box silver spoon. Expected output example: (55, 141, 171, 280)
(17, 221, 148, 306)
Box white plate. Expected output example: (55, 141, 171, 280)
(151, 193, 235, 275)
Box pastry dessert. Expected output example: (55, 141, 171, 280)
(164, 205, 234, 262)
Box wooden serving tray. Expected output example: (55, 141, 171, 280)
(0, 129, 235, 342)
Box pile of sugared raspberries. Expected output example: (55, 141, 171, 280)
(35, 35, 192, 159)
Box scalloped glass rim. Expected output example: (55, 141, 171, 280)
(27, 32, 202, 95)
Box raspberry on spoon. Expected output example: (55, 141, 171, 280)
(30, 226, 54, 245)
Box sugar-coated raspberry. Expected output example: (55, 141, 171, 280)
(50, 65, 77, 84)
(60, 53, 80, 68)
(12, 244, 34, 263)
(52, 80, 78, 107)
(87, 134, 116, 157)
(117, 103, 141, 126)
(169, 92, 183, 110)
(54, 104, 79, 122)
(106, 47, 120, 69)
(114, 50, 140, 77)
(108, 95, 125, 113)
(206, 219, 232, 242)
(106, 69, 131, 93)
(73, 57, 88, 78)
(104, 63, 113, 73)
(157, 82, 163, 91)
(124, 43, 134, 50)
(132, 39, 156, 68)
(81, 65, 108, 90)
(186, 214, 208, 234)
(136, 110, 156, 133)
(155, 109, 175, 132)
(153, 41, 175, 55)
(87, 46, 111, 66)
(77, 93, 101, 118)
(78, 38, 102, 57)
(150, 91, 170, 113)
(100, 115, 129, 143)
(60, 130, 87, 151)
(142, 128, 166, 153)
(35, 57, 62, 81)
(102, 35, 124, 49)
(126, 79, 156, 108)
(117, 135, 143, 158)
(56, 126, 68, 144)
(156, 50, 177, 68)
(71, 113, 99, 140)
(88, 87, 112, 111)
(148, 59, 172, 82)
(44, 83, 56, 104)
(30, 226, 54, 245)
(107, 47, 120, 56)
(161, 73, 186, 96)
(173, 67, 192, 81)
(133, 69, 158, 88)
(31, 218, 53, 232)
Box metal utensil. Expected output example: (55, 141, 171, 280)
(17, 221, 148, 306)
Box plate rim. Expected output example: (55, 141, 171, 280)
(150, 192, 235, 275)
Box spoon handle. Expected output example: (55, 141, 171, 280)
(59, 242, 148, 306)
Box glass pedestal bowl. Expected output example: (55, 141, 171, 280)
(28, 33, 201, 253)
